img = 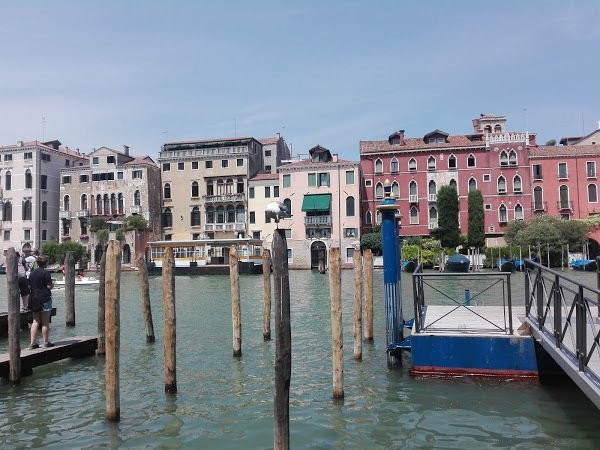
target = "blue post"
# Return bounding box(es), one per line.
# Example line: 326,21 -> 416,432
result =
377,180 -> 403,367
465,289 -> 471,306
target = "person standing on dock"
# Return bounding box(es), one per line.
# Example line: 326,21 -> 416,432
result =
28,255 -> 55,349
25,248 -> 39,278
16,252 -> 30,311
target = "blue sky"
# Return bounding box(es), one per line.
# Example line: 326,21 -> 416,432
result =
1,1 -> 599,161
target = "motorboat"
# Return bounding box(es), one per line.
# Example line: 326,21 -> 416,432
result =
445,254 -> 470,273
54,275 -> 100,287
570,259 -> 597,271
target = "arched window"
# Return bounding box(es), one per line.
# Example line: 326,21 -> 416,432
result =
376,210 -> 382,225
497,176 -> 506,193
429,206 -> 437,222
3,201 -> 12,222
365,210 -> 372,225
25,169 -> 32,189
390,158 -> 399,173
134,190 -> 141,206
533,186 -> 544,211
63,195 -> 70,211
103,194 -> 109,214
191,206 -> 201,226
499,204 -> 508,222
410,206 -> 419,224
237,178 -> 244,194
346,196 -> 355,216
206,207 -> 215,224
448,154 -> 457,170
515,204 -> 524,220
96,195 -> 102,215
500,151 -> 508,166
428,180 -> 437,198
375,159 -> 383,173
468,177 -> 477,191
559,185 -> 569,209
164,183 -> 171,199
216,179 -> 224,195
22,200 -> 32,220
118,193 -> 124,214
42,201 -> 48,221
467,154 -> 476,167
408,158 -> 417,172
81,194 -> 88,211
191,181 -> 199,198
216,206 -> 225,224
391,181 -> 399,198
427,156 -> 436,171
162,208 -> 173,228
484,125 -> 492,133
110,194 -> 117,214
226,205 -> 235,223
226,178 -> 234,194
513,175 -> 522,193
409,181 -> 418,200
588,184 -> 598,203
449,179 -> 457,190
5,171 -> 11,191
375,182 -> 384,199
283,198 -> 292,217
494,124 -> 502,133
236,205 -> 245,223
509,150 -> 517,166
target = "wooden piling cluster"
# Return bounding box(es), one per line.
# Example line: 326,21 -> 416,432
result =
353,249 -> 363,361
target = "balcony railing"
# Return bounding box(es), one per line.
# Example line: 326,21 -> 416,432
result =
428,194 -> 437,202
130,205 -> 142,214
532,201 -> 547,212
409,195 -> 418,203
59,210 -> 71,220
557,200 -> 574,211
428,221 -> 438,230
305,215 -> 332,226
204,222 -> 245,232
203,193 -> 245,203
76,209 -> 89,218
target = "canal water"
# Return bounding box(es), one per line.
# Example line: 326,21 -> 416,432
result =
1,268 -> 599,449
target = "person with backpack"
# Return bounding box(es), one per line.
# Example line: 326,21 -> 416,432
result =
16,251 -> 30,311
28,255 -> 55,349
25,248 -> 39,278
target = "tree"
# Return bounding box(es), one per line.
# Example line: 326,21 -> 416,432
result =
435,185 -> 460,248
360,225 -> 382,255
545,139 -> 557,146
97,229 -> 109,246
90,216 -> 109,232
467,189 -> 485,247
115,228 -> 125,242
41,242 -> 86,265
504,215 -> 590,250
125,214 -> 149,231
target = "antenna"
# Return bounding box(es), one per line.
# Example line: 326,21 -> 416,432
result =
41,117 -> 47,141
234,118 -> 237,137
582,112 -> 585,134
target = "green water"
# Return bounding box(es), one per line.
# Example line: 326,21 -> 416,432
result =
0,269 -> 599,449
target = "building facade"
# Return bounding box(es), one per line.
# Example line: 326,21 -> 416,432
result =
259,134 -> 291,174
0,140 -> 88,260
59,145 -> 161,265
247,173 -> 281,242
360,115 -> 537,246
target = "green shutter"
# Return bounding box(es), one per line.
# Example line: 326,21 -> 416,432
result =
301,194 -> 332,212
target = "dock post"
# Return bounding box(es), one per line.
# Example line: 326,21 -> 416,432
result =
377,180 -> 403,367
7,249 -> 21,385
272,230 -> 291,450
230,245 -> 242,357
64,251 -> 76,326
329,247 -> 344,399
136,254 -> 155,342
97,247 -> 107,356
363,249 -> 374,342
105,240 -> 122,421
465,289 -> 471,306
353,248 -> 362,360
262,249 -> 272,341
162,247 -> 177,393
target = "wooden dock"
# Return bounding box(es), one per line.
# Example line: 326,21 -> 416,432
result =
0,336 -> 97,378
0,308 -> 57,337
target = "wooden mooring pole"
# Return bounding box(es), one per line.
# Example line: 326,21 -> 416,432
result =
353,249 -> 362,360
162,247 -> 177,393
272,229 -> 291,450
64,251 -> 76,326
7,249 -> 21,385
230,245 -> 242,357
329,247 -> 344,399
363,249 -> 374,342
136,254 -> 155,342
97,247 -> 107,356
262,249 -> 272,341
105,240 -> 122,421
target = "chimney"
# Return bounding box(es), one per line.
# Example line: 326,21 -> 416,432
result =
472,118 -> 480,133
399,130 -> 405,146
597,120 -> 600,129
18,141 -> 23,147
123,145 -> 130,155
276,132 -> 281,139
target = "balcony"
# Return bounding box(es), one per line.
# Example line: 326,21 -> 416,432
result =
305,215 -> 332,226
204,193 -> 245,204
498,188 -> 507,195
130,205 -> 142,214
428,221 -> 438,230
59,210 -> 71,220
428,194 -> 437,202
204,222 -> 245,232
557,200 -> 574,212
409,195 -> 418,203
532,201 -> 547,212
76,209 -> 89,218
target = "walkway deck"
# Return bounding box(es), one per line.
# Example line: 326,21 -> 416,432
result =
0,336 -> 97,378
419,305 -> 523,335
0,308 -> 57,337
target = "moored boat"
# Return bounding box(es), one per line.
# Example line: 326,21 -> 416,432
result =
497,259 -> 514,272
445,254 -> 470,273
570,259 -> 597,271
54,276 -> 100,287
403,260 -> 416,273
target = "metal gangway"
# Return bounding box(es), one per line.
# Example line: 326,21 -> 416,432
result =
522,259 -> 600,409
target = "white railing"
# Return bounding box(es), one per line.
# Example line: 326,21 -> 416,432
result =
234,223 -> 246,231
203,193 -> 245,203
428,194 -> 437,202
305,215 -> 332,225
428,221 -> 438,230
59,210 -> 71,220
409,195 -> 418,203
130,205 -> 142,214
486,132 -> 529,147
76,210 -> 89,218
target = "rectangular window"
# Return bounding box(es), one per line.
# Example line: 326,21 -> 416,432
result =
192,161 -> 199,170
163,163 -> 171,171
485,203 -> 492,210
80,174 -> 89,183
205,160 -> 213,169
62,176 -> 71,184
107,156 -> 116,164
41,175 -> 48,189
532,164 -> 543,180
265,211 -> 272,223
178,162 -> 185,171
249,187 -> 255,199
222,159 -> 229,168
3,230 -> 10,240
24,152 -> 32,159
483,174 -> 491,182
117,172 -> 124,180
344,228 -> 357,238
283,174 -> 291,188
265,165 -> 272,172
42,230 -> 47,241
164,234 -> 172,241
308,173 -> 317,187
237,158 -> 243,167
252,231 -> 261,239
346,247 -> 355,262
132,170 -> 142,179
92,172 -> 115,181
4,154 -> 12,161
249,211 -> 255,224
345,170 -> 355,185
265,187 -> 271,198
287,248 -> 292,260
24,229 -> 31,241
265,150 -> 272,157
558,162 -> 568,179
318,173 -> 330,187
65,159 -> 70,167
587,162 -> 596,178
92,157 -> 99,165
365,179 -> 372,187
273,186 -> 279,197
284,229 -> 291,239
192,233 -> 200,240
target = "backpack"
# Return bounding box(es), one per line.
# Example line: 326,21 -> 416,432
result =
28,288 -> 43,312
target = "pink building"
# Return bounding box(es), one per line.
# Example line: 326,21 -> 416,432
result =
360,115 -> 537,245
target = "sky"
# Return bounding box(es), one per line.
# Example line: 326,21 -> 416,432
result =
1,1 -> 599,161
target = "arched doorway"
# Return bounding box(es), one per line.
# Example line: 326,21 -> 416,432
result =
588,238 -> 600,260
122,244 -> 131,264
94,244 -> 103,265
310,241 -> 327,270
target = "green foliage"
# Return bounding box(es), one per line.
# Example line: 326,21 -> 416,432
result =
545,139 -> 557,146
40,242 -> 59,264
97,229 -> 109,245
361,230 -> 382,255
402,244 -> 420,261
40,242 -> 86,265
403,236 -> 423,246
125,214 -> 149,231
504,215 -> 590,250
467,189 -> 485,247
90,216 -> 109,232
115,228 -> 125,242
421,238 -> 441,251
435,185 -> 460,248
402,238 -> 442,268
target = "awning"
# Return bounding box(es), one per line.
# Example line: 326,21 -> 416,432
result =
301,193 -> 331,212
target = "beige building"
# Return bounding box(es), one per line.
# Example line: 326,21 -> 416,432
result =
247,173 -> 281,242
59,145 -> 161,265
259,134 -> 291,174
0,140 -> 87,260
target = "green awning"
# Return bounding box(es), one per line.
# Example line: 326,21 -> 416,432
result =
301,193 -> 331,212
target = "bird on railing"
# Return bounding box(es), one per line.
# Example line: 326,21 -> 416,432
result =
266,201 -> 289,228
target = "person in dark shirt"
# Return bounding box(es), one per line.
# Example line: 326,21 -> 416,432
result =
28,255 -> 55,349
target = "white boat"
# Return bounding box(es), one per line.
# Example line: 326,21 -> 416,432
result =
54,276 -> 100,287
